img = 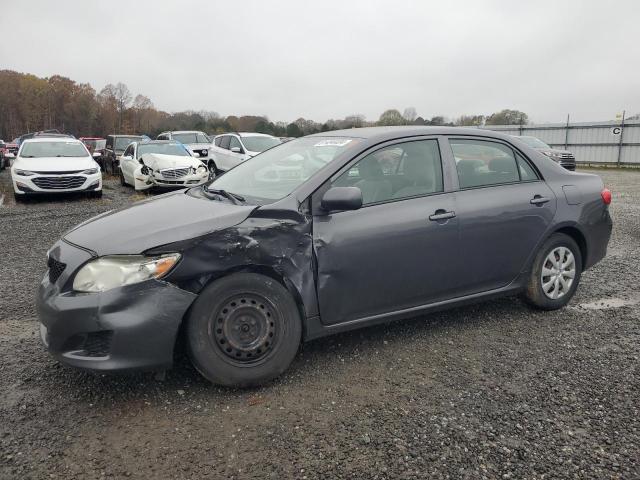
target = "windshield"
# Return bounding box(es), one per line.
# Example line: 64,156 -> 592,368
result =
115,137 -> 141,151
241,136 -> 281,153
138,143 -> 191,157
173,132 -> 210,144
83,139 -> 106,150
517,136 -> 550,149
20,141 -> 88,158
209,137 -> 358,203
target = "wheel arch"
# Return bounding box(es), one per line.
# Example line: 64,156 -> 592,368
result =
173,265 -> 309,355
552,225 -> 588,269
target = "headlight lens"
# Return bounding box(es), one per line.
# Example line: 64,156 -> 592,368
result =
82,168 -> 99,175
543,151 -> 561,158
72,254 -> 181,292
15,169 -> 35,176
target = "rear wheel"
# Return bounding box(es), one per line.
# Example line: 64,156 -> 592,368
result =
119,168 -> 126,186
523,233 -> 582,310
186,273 -> 302,387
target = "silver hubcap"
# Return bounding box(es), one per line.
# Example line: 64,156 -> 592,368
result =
541,246 -> 576,299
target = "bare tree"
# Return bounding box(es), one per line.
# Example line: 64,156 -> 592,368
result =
113,83 -> 132,131
402,107 -> 417,123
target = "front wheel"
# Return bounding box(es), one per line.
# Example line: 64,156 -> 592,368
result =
523,233 -> 582,310
186,273 -> 302,387
207,160 -> 218,180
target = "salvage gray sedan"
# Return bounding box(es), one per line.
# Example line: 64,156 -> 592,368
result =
37,127 -> 612,387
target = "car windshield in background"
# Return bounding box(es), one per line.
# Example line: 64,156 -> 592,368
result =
209,137 -> 358,203
115,137 -> 141,151
241,136 -> 282,152
173,133 -> 210,144
20,141 -> 88,158
138,143 -> 191,157
517,136 -> 550,149
84,139 -> 106,150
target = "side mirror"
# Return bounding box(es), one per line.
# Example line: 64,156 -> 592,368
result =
321,186 -> 363,213
230,146 -> 242,154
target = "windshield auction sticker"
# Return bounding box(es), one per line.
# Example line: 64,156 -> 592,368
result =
314,139 -> 352,147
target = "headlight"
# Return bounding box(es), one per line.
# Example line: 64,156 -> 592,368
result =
15,169 -> 35,176
82,168 -> 99,175
196,165 -> 207,174
543,151 -> 561,158
72,254 -> 181,292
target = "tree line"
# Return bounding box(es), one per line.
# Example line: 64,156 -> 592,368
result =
0,70 -> 530,141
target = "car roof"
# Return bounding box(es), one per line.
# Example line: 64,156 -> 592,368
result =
215,132 -> 275,138
135,140 -> 179,145
307,126 -> 518,143
22,137 -> 83,144
109,134 -> 144,138
161,130 -> 206,134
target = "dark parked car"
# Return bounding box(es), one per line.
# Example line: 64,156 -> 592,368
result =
513,136 -> 576,171
103,134 -> 145,175
37,127 -> 612,387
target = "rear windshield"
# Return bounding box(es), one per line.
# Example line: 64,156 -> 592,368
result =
173,132 -> 210,144
20,141 -> 88,158
115,137 -> 141,151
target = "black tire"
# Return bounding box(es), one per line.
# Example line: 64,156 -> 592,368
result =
186,273 -> 302,387
14,192 -> 26,203
523,233 -> 582,310
119,168 -> 126,186
89,190 -> 103,199
207,160 -> 218,179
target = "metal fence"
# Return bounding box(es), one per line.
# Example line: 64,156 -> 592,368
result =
475,119 -> 640,166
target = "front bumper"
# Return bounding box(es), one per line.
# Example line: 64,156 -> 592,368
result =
12,172 -> 102,194
135,170 -> 209,190
36,240 -> 197,372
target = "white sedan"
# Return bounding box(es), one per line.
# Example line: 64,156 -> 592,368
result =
11,137 -> 102,201
119,140 -> 209,191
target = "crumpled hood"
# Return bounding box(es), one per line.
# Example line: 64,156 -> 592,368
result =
141,153 -> 201,171
64,190 -> 256,255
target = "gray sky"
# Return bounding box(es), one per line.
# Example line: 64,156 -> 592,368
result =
2,0 -> 638,123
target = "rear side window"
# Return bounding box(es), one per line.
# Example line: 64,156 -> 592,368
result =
214,137 -> 222,147
333,139 -> 443,206
450,139 -> 536,189
220,136 -> 231,149
229,136 -> 242,151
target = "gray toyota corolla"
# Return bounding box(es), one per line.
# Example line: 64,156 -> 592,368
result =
37,127 -> 612,387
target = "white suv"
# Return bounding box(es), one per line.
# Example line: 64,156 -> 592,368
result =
209,133 -> 281,173
11,137 -> 102,201
156,131 -> 211,159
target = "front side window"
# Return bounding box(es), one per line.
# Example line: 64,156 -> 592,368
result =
332,139 -> 443,205
220,136 -> 231,149
123,145 -> 135,157
450,139 -> 534,189
20,141 -> 88,158
214,136 -> 222,147
210,136 -> 358,204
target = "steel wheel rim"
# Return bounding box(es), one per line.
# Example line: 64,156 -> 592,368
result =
541,246 -> 576,299
208,163 -> 216,179
211,294 -> 277,363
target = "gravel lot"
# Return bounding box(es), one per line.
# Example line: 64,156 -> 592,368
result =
0,169 -> 638,479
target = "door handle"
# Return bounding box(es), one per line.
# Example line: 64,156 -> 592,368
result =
530,195 -> 550,205
429,210 -> 456,221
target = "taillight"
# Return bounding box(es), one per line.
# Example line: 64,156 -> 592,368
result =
601,188 -> 612,205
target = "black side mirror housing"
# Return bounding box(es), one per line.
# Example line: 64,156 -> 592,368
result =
321,186 -> 363,213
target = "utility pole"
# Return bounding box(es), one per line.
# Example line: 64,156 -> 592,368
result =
617,110 -> 625,167
564,114 -> 570,150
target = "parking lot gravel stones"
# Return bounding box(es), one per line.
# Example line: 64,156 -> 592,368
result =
0,169 -> 638,479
